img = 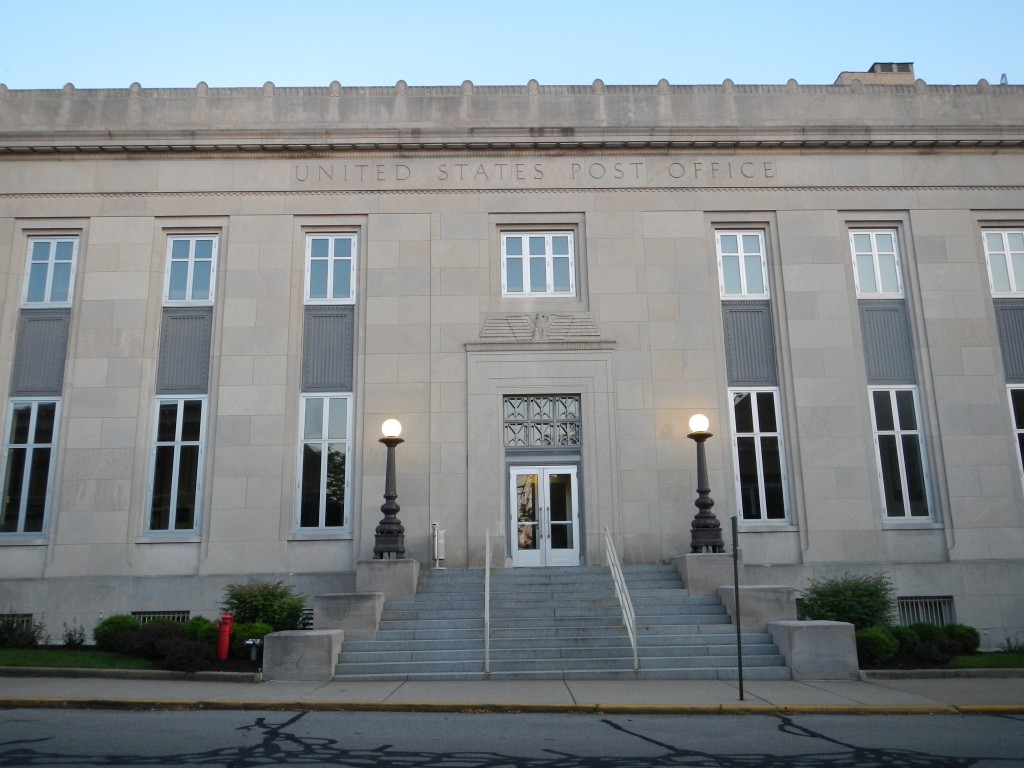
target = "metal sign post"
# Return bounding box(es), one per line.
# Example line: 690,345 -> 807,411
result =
731,515 -> 744,701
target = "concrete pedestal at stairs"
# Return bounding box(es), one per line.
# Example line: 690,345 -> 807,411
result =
718,585 -> 797,631
671,552 -> 734,597
313,592 -> 385,641
356,558 -> 420,602
263,630 -> 344,681
768,620 -> 859,680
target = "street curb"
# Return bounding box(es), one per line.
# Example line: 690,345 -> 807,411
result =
0,666 -> 260,683
861,669 -> 1024,680
2,698 -> 1023,715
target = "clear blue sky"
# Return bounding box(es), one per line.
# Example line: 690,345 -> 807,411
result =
2,0 -> 1022,90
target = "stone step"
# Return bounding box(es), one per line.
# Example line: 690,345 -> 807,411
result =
332,666 -> 793,682
332,565 -> 790,682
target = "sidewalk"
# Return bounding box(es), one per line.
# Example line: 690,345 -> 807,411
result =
3,669 -> 1024,714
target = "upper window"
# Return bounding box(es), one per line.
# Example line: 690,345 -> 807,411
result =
23,237 -> 78,307
851,230 -> 903,297
716,231 -> 768,298
869,387 -> 931,519
0,399 -> 60,535
147,397 -> 206,533
306,234 -> 357,304
729,388 -> 787,521
983,230 -> 1024,296
501,232 -> 576,297
164,235 -> 218,305
298,394 -> 351,530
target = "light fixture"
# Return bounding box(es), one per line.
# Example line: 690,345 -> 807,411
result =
688,413 -> 710,434
686,413 -> 724,553
374,418 -> 406,559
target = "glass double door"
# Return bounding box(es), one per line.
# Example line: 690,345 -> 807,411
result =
509,466 -> 580,567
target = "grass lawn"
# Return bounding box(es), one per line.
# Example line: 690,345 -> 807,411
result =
0,647 -> 154,670
948,651 -> 1024,669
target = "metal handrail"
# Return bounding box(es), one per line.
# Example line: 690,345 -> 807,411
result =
484,525 -> 492,674
604,526 -> 639,670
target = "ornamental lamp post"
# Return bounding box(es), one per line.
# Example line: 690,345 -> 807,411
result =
687,413 -> 725,553
373,418 -> 405,559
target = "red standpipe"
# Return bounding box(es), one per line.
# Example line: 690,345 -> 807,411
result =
217,613 -> 234,661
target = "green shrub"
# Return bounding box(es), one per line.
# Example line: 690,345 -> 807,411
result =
180,616 -> 218,647
230,621 -> 274,658
0,618 -> 48,648
856,626 -> 899,667
799,572 -> 896,630
92,614 -> 140,652
943,624 -> 981,655
62,619 -> 87,648
222,580 -> 306,632
889,626 -> 920,656
121,620 -> 185,661
907,622 -> 945,644
159,639 -> 215,673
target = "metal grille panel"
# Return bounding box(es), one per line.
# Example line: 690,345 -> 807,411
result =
898,596 -> 955,626
860,299 -> 916,384
504,395 -> 581,447
11,309 -> 70,396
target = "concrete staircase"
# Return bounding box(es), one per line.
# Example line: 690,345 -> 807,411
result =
332,564 -> 790,681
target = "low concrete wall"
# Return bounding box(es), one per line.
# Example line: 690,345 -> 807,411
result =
263,630 -> 343,682
718,585 -> 797,632
313,593 -> 384,641
768,620 -> 859,680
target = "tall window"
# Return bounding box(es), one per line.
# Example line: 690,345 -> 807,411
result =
851,230 -> 903,297
164,235 -> 218,305
305,234 -> 356,303
298,395 -> 350,529
1008,387 -> 1024,483
716,231 -> 768,298
983,230 -> 1024,295
728,389 -> 787,521
869,387 -> 930,518
0,400 -> 59,534
23,237 -> 78,307
501,232 -> 576,297
148,398 -> 205,532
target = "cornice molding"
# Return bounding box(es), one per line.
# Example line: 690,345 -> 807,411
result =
3,81 -> 1024,155
3,130 -> 1024,155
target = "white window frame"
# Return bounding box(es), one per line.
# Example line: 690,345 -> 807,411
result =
297,393 -> 352,530
716,230 -> 769,299
146,396 -> 207,533
305,233 -> 357,304
500,231 -> 577,298
850,229 -> 904,298
982,229 -> 1024,296
868,386 -> 932,519
728,387 -> 789,522
22,237 -> 78,308
0,398 -> 61,536
1008,386 -> 1024,487
163,235 -> 218,306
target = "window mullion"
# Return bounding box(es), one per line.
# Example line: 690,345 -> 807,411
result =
43,253 -> 55,303
16,445 -> 32,532
18,405 -> 39,532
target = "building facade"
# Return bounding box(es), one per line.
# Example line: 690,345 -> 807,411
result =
1,68 -> 1022,646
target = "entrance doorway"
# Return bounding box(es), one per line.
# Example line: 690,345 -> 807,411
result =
510,466 -> 580,567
